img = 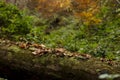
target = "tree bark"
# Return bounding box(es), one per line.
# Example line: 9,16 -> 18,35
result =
0,44 -> 120,80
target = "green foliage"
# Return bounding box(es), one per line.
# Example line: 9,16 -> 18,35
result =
1,0 -> 120,59
24,10 -> 120,59
0,1 -> 33,37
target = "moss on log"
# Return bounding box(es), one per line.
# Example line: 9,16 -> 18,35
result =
0,43 -> 120,80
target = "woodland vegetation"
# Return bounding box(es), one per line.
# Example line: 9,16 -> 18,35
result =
0,0 -> 120,80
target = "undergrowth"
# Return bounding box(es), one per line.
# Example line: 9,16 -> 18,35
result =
0,0 -> 120,60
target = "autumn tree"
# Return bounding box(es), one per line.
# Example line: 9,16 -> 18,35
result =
71,0 -> 101,25
27,0 -> 101,24
27,0 -> 71,17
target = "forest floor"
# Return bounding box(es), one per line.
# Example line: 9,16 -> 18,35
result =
0,38 -> 120,80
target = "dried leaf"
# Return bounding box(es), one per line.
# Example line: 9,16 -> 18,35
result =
55,48 -> 66,53
19,42 -> 27,49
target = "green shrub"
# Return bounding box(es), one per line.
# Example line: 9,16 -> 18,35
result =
0,1 -> 33,37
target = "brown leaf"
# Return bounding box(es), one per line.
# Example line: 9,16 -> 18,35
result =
39,44 -> 46,48
31,44 -> 46,49
19,42 -> 27,49
31,43 -> 40,48
19,42 -> 31,49
81,54 -> 92,59
55,48 -> 66,53
63,52 -> 73,57
32,49 -> 43,55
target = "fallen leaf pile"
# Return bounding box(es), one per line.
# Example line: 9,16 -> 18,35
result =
16,42 -> 120,65
0,38 -> 119,65
18,42 -> 92,60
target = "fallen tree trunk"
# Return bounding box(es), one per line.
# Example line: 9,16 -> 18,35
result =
0,43 -> 120,80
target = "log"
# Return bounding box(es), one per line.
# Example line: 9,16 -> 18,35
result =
0,43 -> 120,80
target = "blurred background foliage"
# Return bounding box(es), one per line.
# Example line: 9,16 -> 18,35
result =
0,0 -> 120,60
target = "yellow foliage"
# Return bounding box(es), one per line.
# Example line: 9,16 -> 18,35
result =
71,0 -> 101,25
74,11 -> 101,25
34,0 -> 71,17
30,0 -> 101,24
79,12 -> 93,18
84,18 -> 101,26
